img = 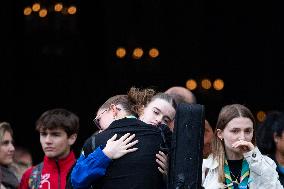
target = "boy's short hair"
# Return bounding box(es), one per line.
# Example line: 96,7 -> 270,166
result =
36,108 -> 79,137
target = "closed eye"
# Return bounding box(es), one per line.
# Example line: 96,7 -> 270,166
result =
153,109 -> 159,115
163,118 -> 171,125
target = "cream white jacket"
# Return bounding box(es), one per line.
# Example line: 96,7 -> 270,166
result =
202,147 -> 283,189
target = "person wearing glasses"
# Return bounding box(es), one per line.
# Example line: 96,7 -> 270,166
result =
0,122 -> 19,189
71,87 -> 176,189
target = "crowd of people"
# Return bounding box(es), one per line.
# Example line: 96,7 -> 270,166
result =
0,86 -> 283,189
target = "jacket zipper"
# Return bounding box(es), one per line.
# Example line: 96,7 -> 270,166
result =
56,160 -> 61,189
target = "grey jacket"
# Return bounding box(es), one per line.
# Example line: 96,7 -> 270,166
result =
202,147 -> 283,189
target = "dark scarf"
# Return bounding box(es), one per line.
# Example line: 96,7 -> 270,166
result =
0,165 -> 19,189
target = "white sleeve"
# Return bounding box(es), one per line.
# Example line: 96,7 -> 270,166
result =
244,147 -> 283,189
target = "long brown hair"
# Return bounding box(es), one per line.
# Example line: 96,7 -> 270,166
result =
212,104 -> 256,182
127,87 -> 177,116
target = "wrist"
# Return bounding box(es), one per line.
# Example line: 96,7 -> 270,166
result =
103,148 -> 114,159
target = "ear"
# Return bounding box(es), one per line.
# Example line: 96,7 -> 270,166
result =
216,129 -> 223,141
110,104 -> 119,115
68,134 -> 77,146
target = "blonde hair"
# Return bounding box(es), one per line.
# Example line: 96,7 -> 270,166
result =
0,122 -> 13,142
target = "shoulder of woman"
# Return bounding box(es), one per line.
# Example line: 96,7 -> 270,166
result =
203,154 -> 218,169
262,155 -> 277,167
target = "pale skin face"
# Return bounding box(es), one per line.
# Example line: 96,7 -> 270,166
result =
139,98 -> 176,126
140,98 -> 176,175
0,131 -> 15,165
217,117 -> 254,160
40,128 -> 77,159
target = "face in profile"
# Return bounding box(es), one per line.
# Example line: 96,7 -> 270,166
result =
0,131 -> 15,165
94,109 -> 113,131
40,128 -> 76,159
94,105 -> 129,131
140,98 -> 176,126
218,117 -> 253,154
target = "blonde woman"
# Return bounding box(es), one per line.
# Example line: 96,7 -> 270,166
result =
202,104 -> 283,189
0,122 -> 18,189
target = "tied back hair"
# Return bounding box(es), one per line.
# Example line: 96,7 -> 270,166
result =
127,87 -> 156,116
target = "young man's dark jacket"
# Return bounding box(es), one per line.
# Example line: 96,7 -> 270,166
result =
78,117 -> 171,189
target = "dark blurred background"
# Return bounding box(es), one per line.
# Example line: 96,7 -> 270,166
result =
1,0 -> 284,163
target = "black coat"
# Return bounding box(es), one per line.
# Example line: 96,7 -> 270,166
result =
83,118 -> 171,189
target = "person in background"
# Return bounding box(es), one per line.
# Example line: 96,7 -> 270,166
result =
164,86 -> 196,131
165,86 -> 214,158
165,86 -> 197,104
203,120 -> 214,158
256,111 -> 284,185
11,146 -> 33,181
202,104 -> 283,189
0,121 -> 19,189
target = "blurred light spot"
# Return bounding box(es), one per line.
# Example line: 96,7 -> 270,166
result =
32,3 -> 41,12
116,47 -> 126,58
39,8 -> 47,18
132,48 -> 143,59
67,6 -> 77,15
186,79 -> 197,90
54,3 -> 63,12
201,79 -> 211,90
213,79 -> 224,90
149,48 -> 159,58
24,7 -> 32,16
257,111 -> 266,122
